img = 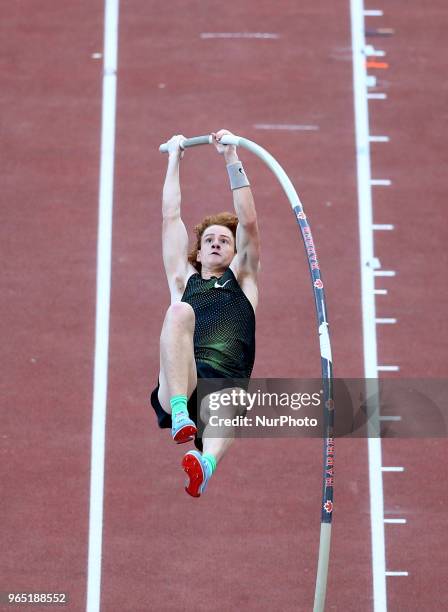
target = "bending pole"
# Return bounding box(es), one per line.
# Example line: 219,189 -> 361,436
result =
160,134 -> 335,611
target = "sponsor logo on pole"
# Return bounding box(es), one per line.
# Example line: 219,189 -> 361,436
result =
314,279 -> 323,289
326,437 -> 335,474
325,399 -> 335,411
303,226 -> 320,271
324,500 -> 333,513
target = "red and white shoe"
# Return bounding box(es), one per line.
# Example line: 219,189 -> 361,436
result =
182,451 -> 212,497
171,411 -> 197,444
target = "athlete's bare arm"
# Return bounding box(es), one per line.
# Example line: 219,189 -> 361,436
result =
161,135 -> 196,302
213,129 -> 261,309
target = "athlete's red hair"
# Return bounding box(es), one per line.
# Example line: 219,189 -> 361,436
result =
188,211 -> 238,272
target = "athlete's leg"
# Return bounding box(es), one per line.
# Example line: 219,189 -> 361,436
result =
182,392 -> 241,497
157,302 -> 197,413
202,426 -> 235,463
201,388 -> 244,461
202,437 -> 235,462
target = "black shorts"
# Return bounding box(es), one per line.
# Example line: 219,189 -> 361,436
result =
150,362 -> 232,452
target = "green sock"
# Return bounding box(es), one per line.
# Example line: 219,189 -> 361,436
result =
170,395 -> 188,419
202,453 -> 217,474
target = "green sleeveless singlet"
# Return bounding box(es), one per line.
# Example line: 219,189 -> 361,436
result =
181,267 -> 255,378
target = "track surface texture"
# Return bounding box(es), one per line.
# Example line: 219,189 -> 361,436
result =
1,1 -> 446,611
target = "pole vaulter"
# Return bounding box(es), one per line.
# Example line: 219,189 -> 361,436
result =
160,133 -> 335,612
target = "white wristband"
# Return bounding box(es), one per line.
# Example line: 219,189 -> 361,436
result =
227,161 -> 250,190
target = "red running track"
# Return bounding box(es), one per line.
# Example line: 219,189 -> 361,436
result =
1,1 -> 446,611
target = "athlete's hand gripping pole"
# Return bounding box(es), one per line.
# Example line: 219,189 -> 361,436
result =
160,134 -> 301,210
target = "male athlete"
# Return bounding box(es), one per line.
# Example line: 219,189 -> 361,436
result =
150,129 -> 260,497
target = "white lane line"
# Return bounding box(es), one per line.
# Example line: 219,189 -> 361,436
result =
371,179 -> 392,186
350,1 -> 387,610
200,32 -> 280,39
254,123 -> 319,131
368,93 -> 387,99
364,10 -> 384,17
375,318 -> 397,324
374,289 -> 388,295
374,270 -> 396,277
86,2 -> 120,612
384,518 -> 407,524
377,365 -> 400,371
386,572 -> 409,577
366,75 -> 377,87
370,136 -> 390,142
381,467 -> 405,472
379,416 -> 402,422
373,224 -> 394,230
